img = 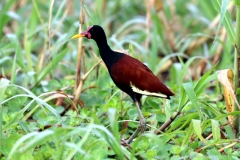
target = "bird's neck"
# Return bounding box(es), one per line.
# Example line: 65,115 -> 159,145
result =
94,38 -> 123,69
95,39 -> 112,59
97,42 -> 111,55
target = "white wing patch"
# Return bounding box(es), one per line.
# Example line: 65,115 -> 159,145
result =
130,83 -> 168,98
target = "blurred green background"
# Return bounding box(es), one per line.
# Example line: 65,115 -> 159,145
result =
0,0 -> 239,159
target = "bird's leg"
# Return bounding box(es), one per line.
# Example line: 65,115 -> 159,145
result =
127,100 -> 146,144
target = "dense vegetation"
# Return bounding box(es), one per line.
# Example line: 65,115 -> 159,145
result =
0,0 -> 240,159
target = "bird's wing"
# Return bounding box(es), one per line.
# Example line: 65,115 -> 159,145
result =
110,55 -> 174,98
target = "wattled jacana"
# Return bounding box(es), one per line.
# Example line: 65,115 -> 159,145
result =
72,25 -> 174,143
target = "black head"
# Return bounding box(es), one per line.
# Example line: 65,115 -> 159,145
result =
72,25 -> 106,42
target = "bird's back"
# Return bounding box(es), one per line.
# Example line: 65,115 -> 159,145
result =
110,53 -> 174,99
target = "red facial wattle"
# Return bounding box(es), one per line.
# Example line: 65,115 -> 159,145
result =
85,26 -> 93,39
86,32 -> 91,39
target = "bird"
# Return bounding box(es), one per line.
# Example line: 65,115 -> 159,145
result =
72,25 -> 174,144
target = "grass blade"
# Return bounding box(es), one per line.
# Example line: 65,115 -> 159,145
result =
10,52 -> 17,84
211,119 -> 220,142
183,82 -> 204,119
0,78 -> 10,152
211,0 -> 235,44
192,119 -> 208,144
215,0 -> 230,41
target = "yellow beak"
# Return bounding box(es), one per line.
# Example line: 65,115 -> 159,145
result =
71,34 -> 85,39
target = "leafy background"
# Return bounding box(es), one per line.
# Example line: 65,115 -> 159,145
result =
0,0 -> 240,159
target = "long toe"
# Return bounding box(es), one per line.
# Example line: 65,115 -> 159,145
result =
127,127 -> 141,144
127,119 -> 146,144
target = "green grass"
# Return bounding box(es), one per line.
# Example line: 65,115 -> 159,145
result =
0,0 -> 240,159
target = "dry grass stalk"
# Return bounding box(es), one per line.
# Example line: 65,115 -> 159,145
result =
145,0 -> 154,49
213,28 -> 228,64
51,3 -> 70,37
155,0 -> 176,52
67,0 -> 74,15
72,0 -> 85,110
72,60 -> 102,109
